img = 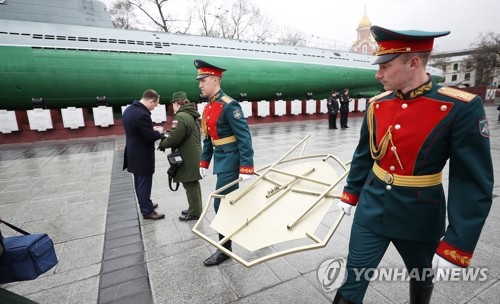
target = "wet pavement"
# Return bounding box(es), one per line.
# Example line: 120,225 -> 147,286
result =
0,106 -> 499,304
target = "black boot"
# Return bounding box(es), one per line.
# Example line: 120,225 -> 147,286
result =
203,234 -> 232,267
332,292 -> 355,304
409,280 -> 434,304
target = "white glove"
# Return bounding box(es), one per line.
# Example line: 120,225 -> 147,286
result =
239,173 -> 253,182
431,253 -> 460,283
199,167 -> 206,178
337,201 -> 353,216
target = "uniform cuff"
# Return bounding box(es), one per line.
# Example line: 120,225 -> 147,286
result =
436,241 -> 472,267
200,161 -> 210,169
341,190 -> 359,206
239,166 -> 254,174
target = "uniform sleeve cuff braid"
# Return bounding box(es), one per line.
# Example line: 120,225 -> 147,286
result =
341,191 -> 359,205
436,241 -> 472,267
239,166 -> 254,174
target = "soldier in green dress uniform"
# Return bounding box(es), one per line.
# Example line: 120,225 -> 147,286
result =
194,59 -> 255,267
333,26 -> 493,304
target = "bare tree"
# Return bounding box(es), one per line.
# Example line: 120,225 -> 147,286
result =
193,0 -> 217,36
125,0 -> 191,33
250,13 -> 274,42
108,0 -> 138,29
468,32 -> 500,86
277,28 -> 307,46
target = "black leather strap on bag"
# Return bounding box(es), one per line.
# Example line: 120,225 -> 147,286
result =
0,220 -> 30,235
168,175 -> 180,191
0,220 -> 31,256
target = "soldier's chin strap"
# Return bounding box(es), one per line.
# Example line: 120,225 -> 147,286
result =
367,102 -> 404,170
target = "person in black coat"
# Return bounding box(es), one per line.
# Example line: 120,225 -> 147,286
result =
339,88 -> 351,128
326,91 -> 340,129
123,89 -> 166,220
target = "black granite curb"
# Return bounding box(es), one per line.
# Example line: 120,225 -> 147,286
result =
97,150 -> 153,304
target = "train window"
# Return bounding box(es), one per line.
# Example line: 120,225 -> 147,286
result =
90,38 -> 97,42
109,39 -> 117,43
33,34 -> 43,39
78,37 -> 89,41
146,42 -> 153,45
118,40 -> 126,44
99,38 -> 107,42
127,40 -> 135,44
57,36 -> 66,40
68,36 -> 76,41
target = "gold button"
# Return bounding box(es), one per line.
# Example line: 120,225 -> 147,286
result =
386,185 -> 392,191
384,173 -> 394,184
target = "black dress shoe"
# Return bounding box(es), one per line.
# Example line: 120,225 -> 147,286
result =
181,209 -> 188,215
143,211 -> 165,220
179,214 -> 200,221
204,249 -> 231,267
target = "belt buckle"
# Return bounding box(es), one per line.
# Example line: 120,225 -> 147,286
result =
384,173 -> 394,185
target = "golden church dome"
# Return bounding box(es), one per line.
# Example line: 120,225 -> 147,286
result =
358,14 -> 371,29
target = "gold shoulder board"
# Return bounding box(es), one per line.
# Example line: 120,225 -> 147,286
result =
221,95 -> 233,104
369,91 -> 392,103
437,87 -> 476,103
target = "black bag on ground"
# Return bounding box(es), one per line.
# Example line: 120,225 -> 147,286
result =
0,220 -> 58,284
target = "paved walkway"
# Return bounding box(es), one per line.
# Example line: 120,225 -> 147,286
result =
0,106 -> 499,304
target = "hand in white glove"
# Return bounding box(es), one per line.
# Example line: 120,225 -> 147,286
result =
337,201 -> 353,215
199,167 -> 206,178
431,254 -> 459,283
239,173 -> 253,182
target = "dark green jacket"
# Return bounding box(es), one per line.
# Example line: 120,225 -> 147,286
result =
159,103 -> 202,183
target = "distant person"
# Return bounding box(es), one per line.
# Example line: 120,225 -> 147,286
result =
339,88 -> 350,128
333,26 -> 493,304
123,89 -> 165,220
327,91 -> 340,129
194,59 -> 254,267
497,104 -> 500,121
158,91 -> 203,221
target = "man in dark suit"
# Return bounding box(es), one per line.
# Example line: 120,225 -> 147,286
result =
195,59 -> 255,267
123,89 -> 165,220
327,91 -> 340,129
339,88 -> 350,128
334,26 -> 493,304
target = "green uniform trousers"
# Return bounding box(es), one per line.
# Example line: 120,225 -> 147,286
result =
182,180 -> 202,216
338,223 -> 439,303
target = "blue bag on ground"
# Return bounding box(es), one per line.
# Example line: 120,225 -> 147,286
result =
0,220 -> 58,284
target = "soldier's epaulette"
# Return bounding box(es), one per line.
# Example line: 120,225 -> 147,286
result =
369,91 -> 393,103
221,95 -> 233,104
437,87 -> 476,103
